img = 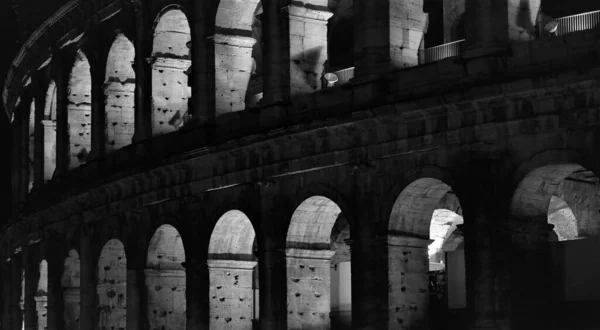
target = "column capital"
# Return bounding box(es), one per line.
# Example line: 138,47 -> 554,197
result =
210,34 -> 257,48
206,259 -> 257,270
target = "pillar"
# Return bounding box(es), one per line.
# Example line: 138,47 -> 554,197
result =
257,247 -> 287,330
463,0 -> 541,57
207,260 -> 257,329
213,34 -> 257,116
63,288 -> 80,330
185,259 -> 209,330
19,96 -> 31,202
126,267 -> 145,330
2,261 -> 12,330
46,241 -> 65,330
54,60 -> 70,177
11,253 -> 24,330
11,108 -> 22,212
191,0 -> 215,126
42,120 -> 56,182
131,0 -> 152,142
79,234 -> 97,330
387,234 -> 433,330
33,89 -> 45,189
285,248 -> 335,329
90,61 -> 106,160
262,0 -> 290,104
353,0 -> 428,77
23,248 -> 37,330
507,221 -> 554,330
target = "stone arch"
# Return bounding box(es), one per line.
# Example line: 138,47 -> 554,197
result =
104,33 -> 136,153
43,81 -> 57,182
151,7 -> 191,135
207,210 -> 258,329
214,0 -> 260,115
61,249 -> 80,330
145,224 -> 186,330
286,196 -> 351,329
388,177 -> 461,329
28,100 -> 35,192
67,50 -> 92,169
35,260 -> 48,330
97,239 -> 127,330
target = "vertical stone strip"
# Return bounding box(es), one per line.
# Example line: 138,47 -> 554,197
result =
463,0 -> 509,56
90,61 -> 105,160
208,260 -> 257,329
11,253 -> 23,330
46,240 -> 65,330
79,234 -> 97,330
131,1 -> 151,142
126,267 -> 144,330
353,0 -> 428,77
20,97 -> 31,202
258,248 -> 287,330
262,0 -> 290,104
191,0 -> 215,126
286,248 -> 335,330
54,59 -> 70,177
387,235 -> 432,330
23,248 -> 37,330
11,108 -> 22,211
185,259 -> 209,330
145,269 -> 186,329
2,260 -> 12,330
33,91 -> 45,190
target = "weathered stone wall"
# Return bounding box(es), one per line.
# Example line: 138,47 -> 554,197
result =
145,269 -> 186,330
62,249 -> 80,330
442,0 -> 465,43
208,260 -> 256,329
35,260 -> 48,330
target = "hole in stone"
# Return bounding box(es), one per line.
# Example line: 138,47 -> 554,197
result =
401,287 -> 406,292
295,293 -> 301,297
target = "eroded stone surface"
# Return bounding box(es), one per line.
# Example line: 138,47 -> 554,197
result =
67,51 -> 92,169
97,239 -> 127,330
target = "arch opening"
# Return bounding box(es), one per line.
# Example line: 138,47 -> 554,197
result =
389,178 -> 465,329
327,0 -> 354,72
105,33 -> 136,153
509,164 -> 600,328
43,82 -> 57,181
151,9 -> 191,135
146,224 -> 186,329
62,249 -> 80,330
208,210 -> 258,329
214,0 -> 260,114
97,239 -> 127,330
35,260 -> 48,330
286,196 -> 352,329
67,51 -> 92,169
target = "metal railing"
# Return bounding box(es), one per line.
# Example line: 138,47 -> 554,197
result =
333,67 -> 355,85
419,39 -> 465,64
554,10 -> 600,36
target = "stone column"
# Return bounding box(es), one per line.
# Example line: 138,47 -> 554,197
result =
2,261 -> 12,330
191,0 -> 215,126
33,92 -> 45,189
262,0 -> 290,104
207,260 -> 257,329
285,248 -> 335,329
46,241 -> 65,330
213,34 -> 257,116
507,221 -> 554,330
90,62 -> 106,160
463,0 -> 541,57
54,62 -> 70,177
19,97 -> 31,202
131,0 -> 151,142
126,267 -> 145,330
184,259 -> 209,330
23,248 -> 39,330
11,109 -> 22,211
258,248 -> 287,330
353,0 -> 428,77
387,234 -> 433,330
63,288 -> 80,330
79,234 -> 97,330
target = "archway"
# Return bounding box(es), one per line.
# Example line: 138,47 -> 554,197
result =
97,239 -> 127,329
208,210 -> 258,329
146,224 -> 186,329
105,33 -> 136,153
214,0 -> 260,114
35,260 -> 48,330
389,178 -> 463,329
509,164 -> 600,328
28,100 -> 35,191
286,196 -> 351,329
62,249 -> 80,330
67,51 -> 92,169
151,8 -> 191,135
43,81 -> 57,181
